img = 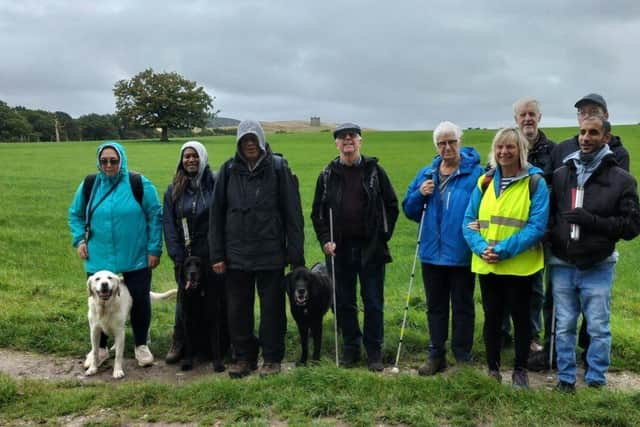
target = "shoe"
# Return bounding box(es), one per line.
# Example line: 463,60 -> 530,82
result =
554,381 -> 576,394
83,347 -> 109,369
340,349 -> 361,368
529,338 -> 543,353
228,361 -> 254,379
165,340 -> 183,364
587,382 -> 605,389
418,357 -> 447,376
488,369 -> 502,383
528,349 -> 551,372
259,362 -> 281,377
511,368 -> 529,389
367,349 -> 384,372
134,345 -> 154,367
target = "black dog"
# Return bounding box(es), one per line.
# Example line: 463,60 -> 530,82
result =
179,255 -> 228,372
285,263 -> 332,365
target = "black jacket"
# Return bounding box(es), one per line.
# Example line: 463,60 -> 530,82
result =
551,134 -> 630,172
209,146 -> 305,271
311,155 -> 399,265
528,130 -> 556,184
163,166 -> 216,264
549,154 -> 640,268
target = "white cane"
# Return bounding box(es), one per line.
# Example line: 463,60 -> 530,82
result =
329,208 -> 339,367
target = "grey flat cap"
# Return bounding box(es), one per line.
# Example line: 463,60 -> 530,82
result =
333,122 -> 362,139
574,93 -> 607,112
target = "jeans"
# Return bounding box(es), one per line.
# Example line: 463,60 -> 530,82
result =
90,268 -> 152,348
421,263 -> 475,361
551,262 -> 614,385
479,273 -> 532,371
333,240 -> 385,356
225,269 -> 286,363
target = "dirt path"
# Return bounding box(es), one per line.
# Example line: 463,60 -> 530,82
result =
2,348 -> 640,391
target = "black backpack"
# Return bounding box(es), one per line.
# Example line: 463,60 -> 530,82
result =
82,172 -> 144,213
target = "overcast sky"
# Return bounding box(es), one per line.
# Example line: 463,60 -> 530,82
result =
1,0 -> 639,130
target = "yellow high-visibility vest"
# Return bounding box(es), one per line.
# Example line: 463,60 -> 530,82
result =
471,175 -> 543,276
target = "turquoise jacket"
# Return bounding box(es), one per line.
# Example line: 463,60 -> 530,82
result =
68,141 -> 162,273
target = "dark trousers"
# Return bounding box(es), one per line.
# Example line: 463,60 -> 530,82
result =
92,267 -> 151,347
225,269 -> 285,363
479,273 -> 532,371
333,241 -> 385,355
421,263 -> 475,361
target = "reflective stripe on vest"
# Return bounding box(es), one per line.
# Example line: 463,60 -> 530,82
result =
471,174 -> 543,276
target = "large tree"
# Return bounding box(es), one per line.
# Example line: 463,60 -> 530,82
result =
113,68 -> 214,141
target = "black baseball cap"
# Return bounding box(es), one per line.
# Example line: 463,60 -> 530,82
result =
574,93 -> 607,112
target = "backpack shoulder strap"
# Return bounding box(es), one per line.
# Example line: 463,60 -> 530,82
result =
480,168 -> 496,193
82,174 -> 98,216
128,171 -> 144,207
529,173 -> 541,197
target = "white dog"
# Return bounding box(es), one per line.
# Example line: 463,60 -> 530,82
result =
84,270 -> 176,379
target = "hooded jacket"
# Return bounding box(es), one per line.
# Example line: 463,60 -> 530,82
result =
163,141 -> 216,264
549,152 -> 640,268
551,134 -> 629,172
311,155 -> 399,266
462,164 -> 549,264
68,141 -> 162,274
209,121 -> 305,270
403,146 -> 484,266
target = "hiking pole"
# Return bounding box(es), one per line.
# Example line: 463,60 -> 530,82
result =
329,207 -> 340,367
549,300 -> 556,370
391,200 -> 428,374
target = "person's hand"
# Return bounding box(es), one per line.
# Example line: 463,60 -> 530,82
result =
467,220 -> 480,231
148,255 -> 160,269
481,246 -> 499,264
323,241 -> 336,257
419,179 -> 435,196
562,208 -> 594,226
212,261 -> 226,274
77,242 -> 88,259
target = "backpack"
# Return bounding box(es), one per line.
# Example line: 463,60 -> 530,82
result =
82,171 -> 144,212
480,168 -> 541,198
320,160 -> 380,203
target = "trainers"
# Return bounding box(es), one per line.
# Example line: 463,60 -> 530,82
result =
511,368 -> 529,389
554,381 -> 576,394
165,340 -> 183,364
259,362 -> 281,377
134,345 -> 154,367
529,338 -> 543,353
83,347 -> 109,369
488,369 -> 502,383
228,361 -> 255,379
418,357 -> 447,376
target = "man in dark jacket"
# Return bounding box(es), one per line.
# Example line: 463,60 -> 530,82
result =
548,115 -> 640,392
209,120 -> 305,378
311,122 -> 399,371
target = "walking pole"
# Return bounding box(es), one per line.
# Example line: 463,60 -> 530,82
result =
549,300 -> 556,370
329,208 -> 339,367
391,201 -> 427,374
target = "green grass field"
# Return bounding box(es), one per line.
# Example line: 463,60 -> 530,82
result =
1,125 -> 640,425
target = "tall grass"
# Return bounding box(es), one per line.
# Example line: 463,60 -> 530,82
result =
1,125 -> 640,424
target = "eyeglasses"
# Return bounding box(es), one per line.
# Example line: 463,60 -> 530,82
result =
100,158 -> 120,166
436,140 -> 458,148
336,131 -> 359,140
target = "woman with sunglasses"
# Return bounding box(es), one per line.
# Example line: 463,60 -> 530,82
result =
69,141 -> 163,369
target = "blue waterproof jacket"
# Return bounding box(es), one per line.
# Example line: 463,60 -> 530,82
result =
403,147 -> 483,266
462,164 -> 549,261
68,142 -> 163,274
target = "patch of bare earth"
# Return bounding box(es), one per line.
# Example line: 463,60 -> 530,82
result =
1,348 -> 640,392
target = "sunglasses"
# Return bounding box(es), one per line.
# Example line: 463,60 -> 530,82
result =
336,131 -> 359,140
100,158 -> 120,166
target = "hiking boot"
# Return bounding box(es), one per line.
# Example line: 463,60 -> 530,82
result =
587,381 -> 605,389
488,369 -> 502,383
529,338 -> 543,353
367,350 -> 384,372
340,349 -> 361,368
259,362 -> 281,377
554,381 -> 576,394
165,340 -> 183,364
228,361 -> 255,379
511,368 -> 529,389
134,345 -> 154,367
418,357 -> 447,376
83,347 -> 109,369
